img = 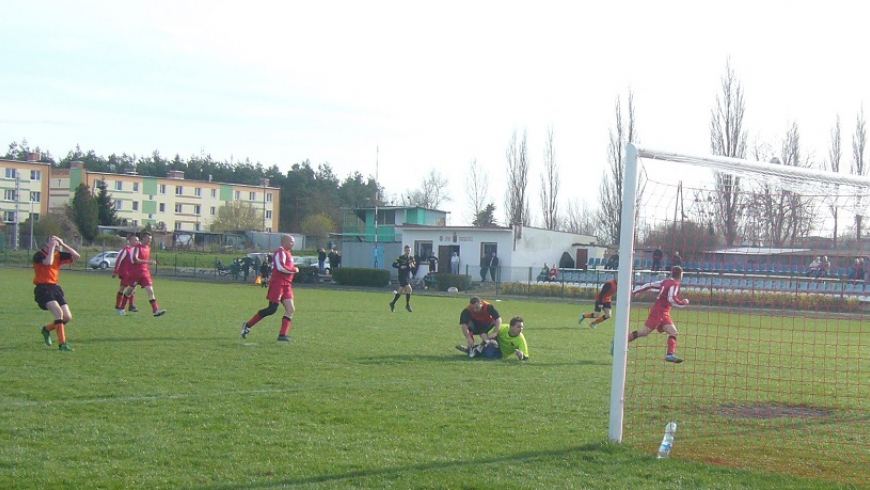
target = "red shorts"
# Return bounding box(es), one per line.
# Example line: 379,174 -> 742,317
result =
118,273 -> 135,288
129,271 -> 153,288
644,310 -> 673,330
266,282 -> 294,303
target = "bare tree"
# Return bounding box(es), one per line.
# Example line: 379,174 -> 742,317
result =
405,169 -> 450,209
750,124 -> 816,247
464,159 -> 490,224
597,90 -> 638,245
539,127 -> 560,230
505,130 -> 531,226
710,59 -> 748,247
826,115 -> 842,248
852,107 -> 867,241
565,198 -> 598,237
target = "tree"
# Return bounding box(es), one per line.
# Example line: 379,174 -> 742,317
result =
406,169 -> 450,209
473,203 -> 498,227
505,130 -> 531,226
464,159 -> 490,224
597,90 -> 639,245
71,183 -> 98,242
565,198 -> 598,237
94,179 -> 119,226
710,60 -> 748,247
539,127 -> 560,230
301,213 -> 336,248
210,201 -> 264,232
826,115 -> 843,249
852,107 -> 867,241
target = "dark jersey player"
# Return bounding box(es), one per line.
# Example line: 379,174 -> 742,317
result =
579,277 -> 617,329
390,245 -> 416,313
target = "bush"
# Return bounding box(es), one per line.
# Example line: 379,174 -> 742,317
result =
433,273 -> 472,292
332,267 -> 390,287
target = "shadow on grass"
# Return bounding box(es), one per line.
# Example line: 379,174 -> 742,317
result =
74,336 -> 229,344
355,354 -> 611,367
199,442 -> 612,490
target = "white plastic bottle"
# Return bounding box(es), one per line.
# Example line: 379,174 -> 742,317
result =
657,421 -> 677,459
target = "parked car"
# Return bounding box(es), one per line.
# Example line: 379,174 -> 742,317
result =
89,251 -> 120,270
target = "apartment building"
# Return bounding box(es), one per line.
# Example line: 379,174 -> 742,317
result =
0,156 -> 281,234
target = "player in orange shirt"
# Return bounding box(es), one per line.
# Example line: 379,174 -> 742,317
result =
579,277 -> 617,329
34,236 -> 81,352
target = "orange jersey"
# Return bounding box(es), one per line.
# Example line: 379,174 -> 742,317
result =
463,300 -> 500,324
596,280 -> 617,304
32,249 -> 73,285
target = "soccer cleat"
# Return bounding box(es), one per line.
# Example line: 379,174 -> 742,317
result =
474,344 -> 485,354
578,316 -> 585,325
58,344 -> 73,352
117,308 -> 126,316
468,345 -> 477,358
665,354 -> 684,364
241,323 -> 250,339
277,335 -> 294,343
154,310 -> 166,317
405,304 -> 413,313
589,320 -> 598,330
389,302 -> 395,312
128,306 -> 139,313
455,344 -> 470,354
40,326 -> 52,346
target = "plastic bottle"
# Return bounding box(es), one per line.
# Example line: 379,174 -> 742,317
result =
657,421 -> 677,459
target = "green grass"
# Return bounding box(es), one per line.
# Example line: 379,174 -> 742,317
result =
0,269 -> 861,489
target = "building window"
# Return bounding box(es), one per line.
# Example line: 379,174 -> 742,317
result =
211,189 -> 217,198
195,223 -> 201,231
131,220 -> 138,227
31,213 -> 40,221
159,184 -> 166,194
266,193 -> 273,202
266,227 -> 272,232
115,201 -> 123,210
115,181 -> 123,191
175,222 -> 182,230
175,186 -> 183,195
133,182 -> 139,192
265,210 -> 272,219
175,204 -> 183,213
195,187 -> 201,197
234,190 -> 240,200
30,170 -> 41,180
194,205 -> 201,215
132,201 -> 139,211
249,191 -> 256,201
159,203 -> 166,212
210,206 -> 216,215
376,210 -> 396,225
30,191 -> 40,202
4,168 -> 15,179
3,211 -> 14,222
3,189 -> 14,201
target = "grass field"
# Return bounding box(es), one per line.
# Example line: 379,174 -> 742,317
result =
0,268 -> 860,489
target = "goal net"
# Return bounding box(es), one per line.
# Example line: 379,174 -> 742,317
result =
610,144 -> 870,485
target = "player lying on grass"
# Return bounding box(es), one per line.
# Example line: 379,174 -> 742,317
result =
456,316 -> 529,360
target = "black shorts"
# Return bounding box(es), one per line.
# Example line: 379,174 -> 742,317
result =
34,284 -> 66,310
398,273 -> 412,287
594,302 -> 612,312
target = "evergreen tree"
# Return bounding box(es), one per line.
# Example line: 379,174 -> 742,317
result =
95,179 -> 119,226
71,183 -> 98,242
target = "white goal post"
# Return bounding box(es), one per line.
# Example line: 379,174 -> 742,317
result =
608,142 -> 870,443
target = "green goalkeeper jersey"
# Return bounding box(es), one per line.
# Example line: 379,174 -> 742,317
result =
496,324 -> 529,359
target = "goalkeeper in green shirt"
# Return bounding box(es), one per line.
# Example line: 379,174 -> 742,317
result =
458,316 -> 529,360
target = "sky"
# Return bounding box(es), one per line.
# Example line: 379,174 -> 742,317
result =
3,1 -> 870,226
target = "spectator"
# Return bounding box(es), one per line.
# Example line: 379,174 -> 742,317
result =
807,256 -> 821,278
819,256 -> 829,277
670,251 -> 682,268
605,252 -> 619,270
328,248 -> 340,272
450,252 -> 460,274
487,252 -> 499,282
479,253 -> 489,282
547,265 -> 558,282
428,253 -> 438,273
317,247 -> 327,274
540,263 -> 550,281
652,247 -> 663,271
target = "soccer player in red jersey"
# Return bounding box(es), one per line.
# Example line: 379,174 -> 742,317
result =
119,232 -> 166,316
579,276 -> 617,329
113,234 -> 139,313
455,296 -> 502,358
241,235 -> 299,342
34,235 -> 81,352
629,266 -> 689,363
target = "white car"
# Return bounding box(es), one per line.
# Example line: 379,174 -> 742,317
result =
89,251 -> 120,269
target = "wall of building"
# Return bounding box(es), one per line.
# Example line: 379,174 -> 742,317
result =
0,159 -> 51,225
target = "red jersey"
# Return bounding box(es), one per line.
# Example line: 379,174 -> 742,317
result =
596,280 -> 617,304
114,245 -> 134,276
633,278 -> 687,313
131,244 -> 152,274
269,247 -> 296,286
33,249 -> 73,285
